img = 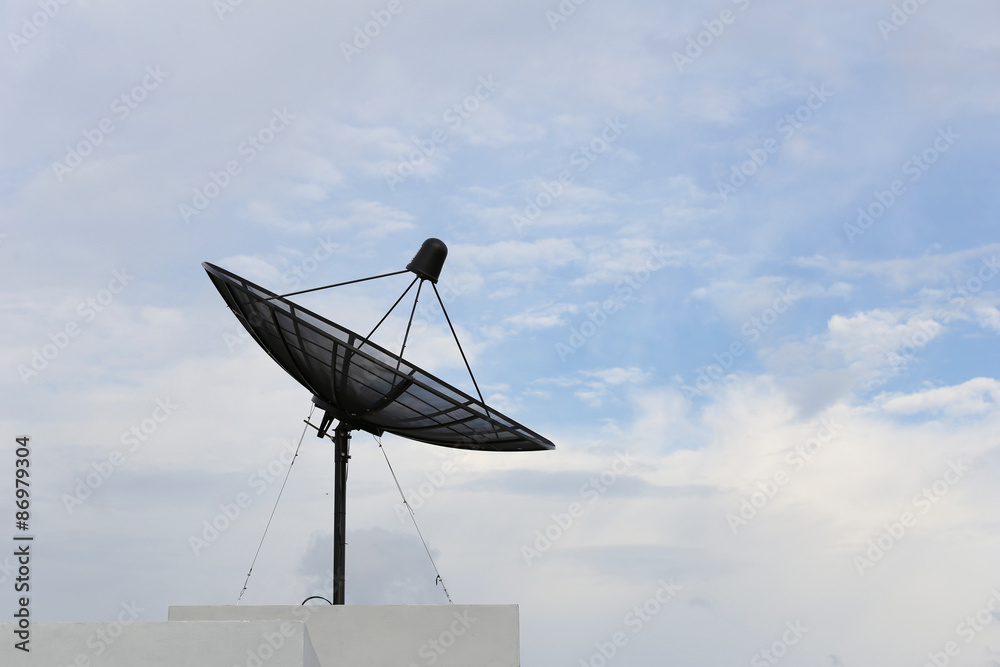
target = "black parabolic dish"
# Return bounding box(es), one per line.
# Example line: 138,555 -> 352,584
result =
204,262 -> 555,452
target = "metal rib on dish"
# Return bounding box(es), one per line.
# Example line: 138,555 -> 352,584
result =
204,262 -> 555,452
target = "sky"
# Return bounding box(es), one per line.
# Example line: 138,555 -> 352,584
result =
2,0 -> 1000,665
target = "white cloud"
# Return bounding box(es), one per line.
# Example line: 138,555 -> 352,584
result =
793,244 -> 1000,292
502,302 -> 578,331
880,378 -> 1000,417
689,276 -> 798,325
761,308 -> 947,391
583,367 -> 650,386
825,309 -> 944,380
452,239 -> 583,269
216,255 -> 283,286
974,306 -> 1000,334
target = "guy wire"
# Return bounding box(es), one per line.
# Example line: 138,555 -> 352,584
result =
236,403 -> 314,604
374,434 -> 453,604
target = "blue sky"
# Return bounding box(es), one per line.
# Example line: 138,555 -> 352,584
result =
2,0 -> 1000,665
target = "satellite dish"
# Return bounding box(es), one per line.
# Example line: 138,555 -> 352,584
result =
203,239 -> 554,604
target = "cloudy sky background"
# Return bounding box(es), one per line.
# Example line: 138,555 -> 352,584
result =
2,0 -> 1000,664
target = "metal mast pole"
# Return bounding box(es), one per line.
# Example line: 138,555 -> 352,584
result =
333,423 -> 352,604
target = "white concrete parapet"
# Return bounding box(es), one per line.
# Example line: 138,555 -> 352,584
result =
168,604 -> 520,667
0,604 -> 518,666
0,618 -> 320,667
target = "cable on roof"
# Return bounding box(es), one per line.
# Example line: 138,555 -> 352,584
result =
300,595 -> 332,605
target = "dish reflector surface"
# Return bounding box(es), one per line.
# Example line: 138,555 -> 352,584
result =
204,262 -> 554,452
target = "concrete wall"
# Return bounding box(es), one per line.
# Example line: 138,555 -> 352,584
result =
0,619 -> 319,667
169,604 -> 520,667
0,605 -> 518,667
